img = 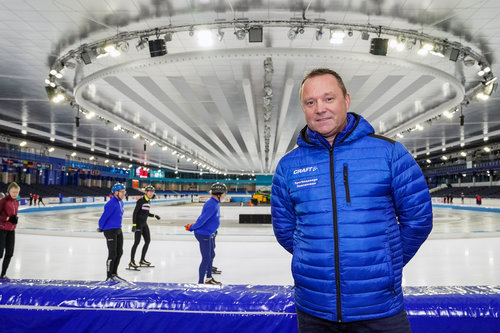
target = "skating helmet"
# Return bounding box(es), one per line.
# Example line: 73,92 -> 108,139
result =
144,185 -> 155,192
210,183 -> 227,195
111,183 -> 126,193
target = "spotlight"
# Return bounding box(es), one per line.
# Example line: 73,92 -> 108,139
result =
45,86 -> 65,103
315,27 -> 323,41
361,31 -> 370,40
75,116 -> 80,128
478,65 -> 491,76
164,32 -> 173,42
103,44 -> 120,57
460,114 -> 464,126
248,26 -> 263,43
234,29 -> 246,40
330,30 -> 345,44
136,37 -> 148,51
287,28 -> 298,40
196,30 -> 213,46
369,38 -> 388,56
148,39 -> 167,57
347,29 -> 353,37
417,41 -> 434,56
430,44 -> 445,57
117,41 -> 129,53
463,57 -> 475,67
216,28 -> 224,41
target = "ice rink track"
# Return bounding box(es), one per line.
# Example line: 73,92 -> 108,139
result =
8,202 -> 500,286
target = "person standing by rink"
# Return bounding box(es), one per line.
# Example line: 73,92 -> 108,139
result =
271,68 -> 433,332
98,183 -> 126,282
0,182 -> 21,279
128,185 -> 161,270
185,183 -> 227,285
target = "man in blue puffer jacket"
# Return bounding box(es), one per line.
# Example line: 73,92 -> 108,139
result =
271,68 -> 433,332
98,183 -> 127,282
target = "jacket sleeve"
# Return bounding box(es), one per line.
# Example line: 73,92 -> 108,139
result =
132,199 -> 141,224
0,198 -> 7,223
98,201 -> 114,230
271,162 -> 297,254
391,142 -> 433,266
190,201 -> 216,231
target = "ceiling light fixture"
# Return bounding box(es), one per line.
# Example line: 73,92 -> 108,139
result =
136,37 -> 148,51
315,27 -> 323,40
417,41 -> 434,56
216,28 -> 224,41
287,27 -> 298,40
234,29 -> 246,40
196,29 -> 213,46
329,30 -> 345,44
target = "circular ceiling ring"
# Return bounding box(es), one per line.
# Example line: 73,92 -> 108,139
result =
74,47 -> 465,141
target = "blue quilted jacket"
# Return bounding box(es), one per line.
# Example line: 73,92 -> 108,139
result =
271,113 -> 432,323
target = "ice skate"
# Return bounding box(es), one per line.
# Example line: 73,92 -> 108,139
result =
211,266 -> 222,274
126,261 -> 140,271
113,274 -> 127,282
139,259 -> 155,267
204,277 -> 221,285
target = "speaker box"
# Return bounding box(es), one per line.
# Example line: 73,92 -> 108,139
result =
149,39 -> 167,57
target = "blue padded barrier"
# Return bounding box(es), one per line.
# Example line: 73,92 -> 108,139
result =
0,280 -> 296,333
0,281 -> 499,332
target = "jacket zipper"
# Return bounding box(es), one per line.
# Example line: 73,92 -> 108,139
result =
329,147 -> 342,322
343,165 -> 351,203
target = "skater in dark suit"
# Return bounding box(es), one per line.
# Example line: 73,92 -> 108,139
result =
128,185 -> 160,269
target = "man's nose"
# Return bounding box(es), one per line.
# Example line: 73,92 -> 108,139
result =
315,100 -> 326,113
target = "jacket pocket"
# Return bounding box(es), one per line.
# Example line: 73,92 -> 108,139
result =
343,164 -> 351,204
384,243 -> 395,290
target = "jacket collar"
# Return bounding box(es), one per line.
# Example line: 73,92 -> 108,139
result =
298,112 -> 374,148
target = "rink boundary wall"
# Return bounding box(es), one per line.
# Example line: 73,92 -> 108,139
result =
19,198 -> 191,213
432,203 -> 500,213
0,280 -> 498,333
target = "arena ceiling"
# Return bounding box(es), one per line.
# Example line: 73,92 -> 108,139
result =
0,0 -> 499,175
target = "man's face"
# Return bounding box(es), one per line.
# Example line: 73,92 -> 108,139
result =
145,190 -> 154,199
9,188 -> 20,199
115,189 -> 126,200
301,74 -> 350,144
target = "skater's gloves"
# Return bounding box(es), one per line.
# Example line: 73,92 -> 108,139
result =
131,224 -> 137,232
185,223 -> 193,231
154,214 -> 161,220
9,215 -> 18,224
96,228 -> 103,232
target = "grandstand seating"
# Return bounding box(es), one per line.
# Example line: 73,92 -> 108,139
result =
0,182 -> 143,198
431,185 -> 500,199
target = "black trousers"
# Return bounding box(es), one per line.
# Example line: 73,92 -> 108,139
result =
130,224 -> 151,262
0,229 -> 15,277
296,307 -> 412,333
103,228 -> 123,278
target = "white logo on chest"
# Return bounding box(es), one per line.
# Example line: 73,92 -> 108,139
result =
293,166 -> 318,175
